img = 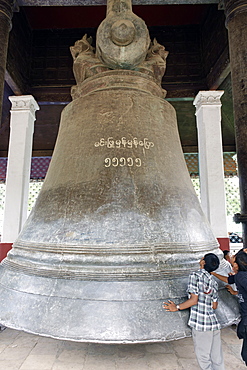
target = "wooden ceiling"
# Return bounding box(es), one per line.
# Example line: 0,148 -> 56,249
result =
23,4 -> 210,29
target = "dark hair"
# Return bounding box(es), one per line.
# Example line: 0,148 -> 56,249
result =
223,250 -> 230,259
204,253 -> 220,273
235,251 -> 247,271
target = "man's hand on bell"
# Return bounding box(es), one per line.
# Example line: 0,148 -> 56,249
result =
163,300 -> 177,311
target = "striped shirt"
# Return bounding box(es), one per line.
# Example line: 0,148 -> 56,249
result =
187,269 -> 220,331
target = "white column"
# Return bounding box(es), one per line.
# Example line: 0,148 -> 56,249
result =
2,96 -> 39,243
193,91 -> 229,244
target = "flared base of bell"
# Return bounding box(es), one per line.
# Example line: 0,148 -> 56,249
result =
0,266 -> 239,343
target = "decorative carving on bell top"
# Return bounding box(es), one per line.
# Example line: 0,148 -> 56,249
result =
70,34 -> 110,84
223,0 -> 247,24
138,38 -> 169,89
69,0 -> 169,99
96,0 -> 150,69
70,34 -> 169,99
0,0 -> 15,24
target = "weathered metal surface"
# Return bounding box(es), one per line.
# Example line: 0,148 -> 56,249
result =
0,0 -> 239,343
0,76 -> 239,341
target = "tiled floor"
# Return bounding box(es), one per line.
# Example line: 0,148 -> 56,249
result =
0,326 -> 245,370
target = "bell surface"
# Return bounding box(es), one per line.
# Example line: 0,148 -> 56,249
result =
0,69 -> 239,343
0,0 -> 239,343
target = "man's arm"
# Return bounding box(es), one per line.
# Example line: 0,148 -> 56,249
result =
211,273 -> 238,295
163,293 -> 198,312
226,285 -> 238,295
211,271 -> 229,283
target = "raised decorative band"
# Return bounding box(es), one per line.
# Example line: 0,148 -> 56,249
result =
0,0 -> 15,24
224,0 -> 247,25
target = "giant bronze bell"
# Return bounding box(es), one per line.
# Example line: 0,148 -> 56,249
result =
0,0 -> 239,342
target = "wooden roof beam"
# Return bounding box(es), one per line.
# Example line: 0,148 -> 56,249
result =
17,0 -> 219,6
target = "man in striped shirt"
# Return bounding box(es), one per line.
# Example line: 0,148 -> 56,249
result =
163,253 -> 225,370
